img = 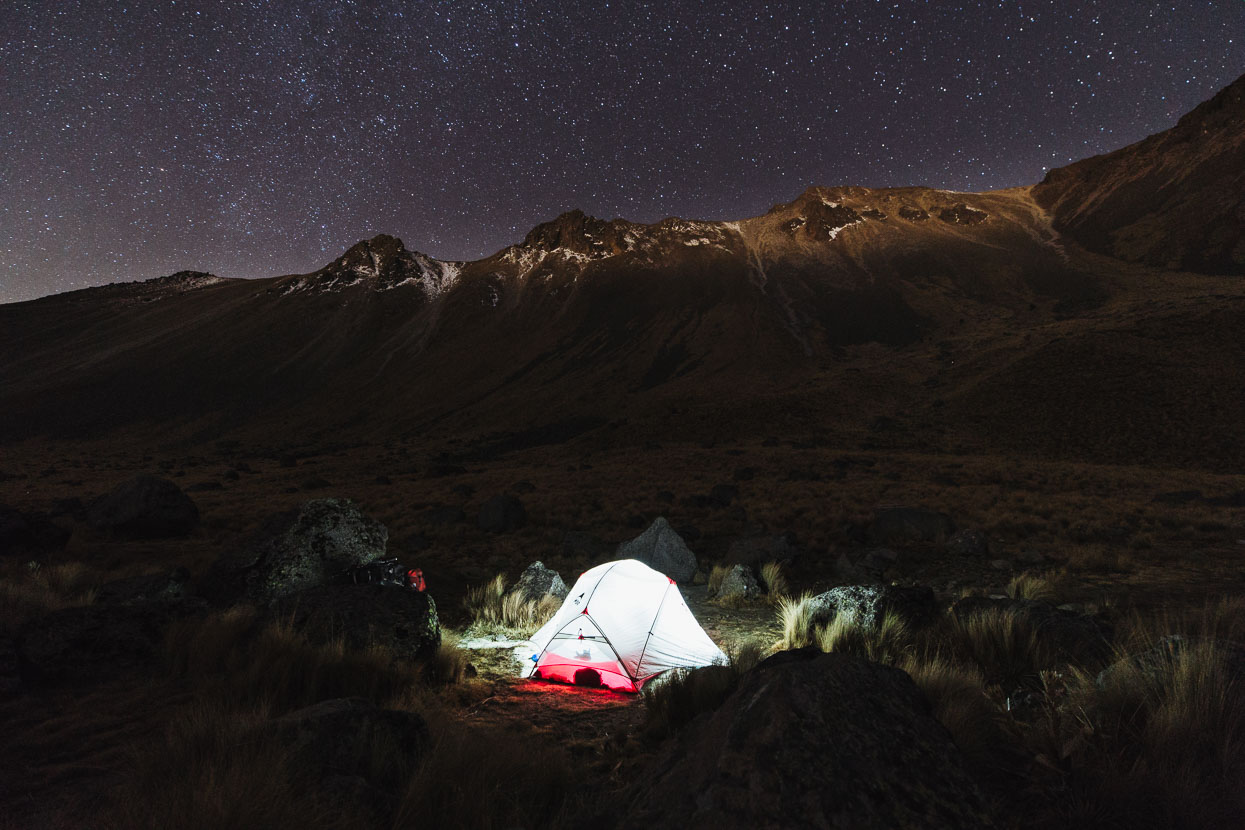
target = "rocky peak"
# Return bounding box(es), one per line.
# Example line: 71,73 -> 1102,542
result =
520,210 -> 637,255
276,234 -> 460,295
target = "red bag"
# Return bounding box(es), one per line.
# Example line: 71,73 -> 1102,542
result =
406,568 -> 426,592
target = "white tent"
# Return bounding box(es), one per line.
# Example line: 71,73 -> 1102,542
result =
519,558 -> 727,692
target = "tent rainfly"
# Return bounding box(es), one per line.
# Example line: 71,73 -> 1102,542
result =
520,558 -> 728,692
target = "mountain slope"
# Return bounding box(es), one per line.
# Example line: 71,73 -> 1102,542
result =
1033,72 -> 1245,274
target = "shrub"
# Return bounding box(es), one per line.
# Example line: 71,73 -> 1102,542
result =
463,574 -> 560,638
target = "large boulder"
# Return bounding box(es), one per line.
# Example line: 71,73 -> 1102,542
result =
617,517 -> 697,583
629,649 -> 995,829
866,507 -> 955,546
951,596 -> 1111,661
272,584 -> 440,661
477,495 -> 527,533
506,561 -> 568,603
15,601 -> 204,683
203,499 -> 387,605
86,476 -> 199,538
808,584 -> 937,630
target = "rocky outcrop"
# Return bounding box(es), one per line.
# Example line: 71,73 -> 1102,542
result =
807,584 -> 937,630
506,561 -> 568,603
629,649 -> 995,829
202,499 -> 387,605
616,517 -> 697,583
272,584 -> 440,661
85,476 -> 199,538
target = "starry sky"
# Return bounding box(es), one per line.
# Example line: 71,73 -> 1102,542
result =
1,1 -> 1242,303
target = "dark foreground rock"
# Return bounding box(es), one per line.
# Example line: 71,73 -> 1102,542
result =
617,517 -> 697,583
629,649 -> 994,829
15,601 -> 205,683
808,584 -> 937,629
477,494 -> 527,533
272,584 -> 440,661
203,499 -> 387,605
867,507 -> 955,546
86,475 -> 199,538
506,561 -> 568,602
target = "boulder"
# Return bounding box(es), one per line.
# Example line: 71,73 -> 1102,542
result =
951,596 -> 1111,660
724,534 -> 797,568
946,528 -> 990,557
15,601 -> 204,683
506,561 -> 568,603
95,567 -> 192,606
267,697 -> 428,792
616,517 -> 697,583
713,564 -> 761,601
273,584 -> 440,661
85,475 -> 199,538
477,495 -> 527,533
807,584 -> 937,630
866,507 -> 955,546
628,649 -> 995,829
203,499 -> 387,605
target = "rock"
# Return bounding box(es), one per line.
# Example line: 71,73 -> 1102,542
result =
713,564 -> 760,601
938,203 -> 989,225
273,584 -> 440,661
203,499 -> 387,605
946,528 -> 990,557
951,597 -> 1111,660
628,649 -> 994,829
512,481 -> 536,494
708,484 -> 739,508
506,561 -> 568,602
267,697 -> 428,791
477,495 -> 527,533
724,534 -> 797,568
1014,550 -> 1046,565
15,601 -> 204,683
300,477 -> 332,491
616,517 -> 697,583
95,567 -> 192,606
807,584 -> 937,630
990,559 -> 1013,571
867,507 -> 955,546
85,475 -> 199,538
562,530 -> 611,561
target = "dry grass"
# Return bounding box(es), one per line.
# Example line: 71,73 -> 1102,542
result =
0,561 -> 99,637
759,560 -> 789,600
463,574 -> 561,638
706,564 -> 729,597
1006,570 -> 1058,602
776,591 -> 816,649
899,654 -> 1006,771
942,605 -> 1057,691
816,610 -> 914,665
642,638 -> 767,738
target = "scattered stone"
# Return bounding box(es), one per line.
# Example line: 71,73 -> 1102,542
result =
628,649 -> 994,829
373,475 -> 392,486
938,203 -> 989,225
867,507 -> 955,546
562,530 -> 611,561
202,499 -> 387,605
731,466 -> 757,482
452,483 -> 475,499
0,637 -> 21,695
506,561 -> 568,603
655,490 -> 675,505
274,584 -> 440,661
616,517 -> 697,583
301,477 -> 332,491
807,584 -> 937,629
990,559 -> 1013,571
95,567 -> 191,606
1014,550 -> 1046,565
511,481 -> 536,494
712,564 -> 760,601
185,481 -> 224,492
85,475 -> 199,538
477,495 -> 527,533
947,528 -> 990,557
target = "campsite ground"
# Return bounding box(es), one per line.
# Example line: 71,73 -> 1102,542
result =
1,436 -> 1243,828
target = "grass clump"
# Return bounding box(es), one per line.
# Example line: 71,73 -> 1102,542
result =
642,638 -> 768,739
777,592 -> 816,649
759,560 -> 789,600
0,560 -> 99,637
1006,570 -> 1058,602
463,574 -> 560,638
816,610 -> 913,665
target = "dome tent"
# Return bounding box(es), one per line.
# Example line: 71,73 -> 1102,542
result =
520,558 -> 727,692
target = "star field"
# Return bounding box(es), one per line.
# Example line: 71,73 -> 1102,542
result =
1,1 -> 1242,303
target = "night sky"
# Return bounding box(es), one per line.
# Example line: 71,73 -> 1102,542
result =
2,2 -> 1242,303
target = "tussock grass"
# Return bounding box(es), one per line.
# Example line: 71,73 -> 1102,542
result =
942,605 -> 1056,691
642,638 -> 768,738
463,574 -> 560,638
0,561 -> 99,637
816,610 -> 913,665
706,564 -> 729,597
760,560 -> 789,600
899,654 -> 1004,771
777,591 -> 816,649
1006,570 -> 1058,602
